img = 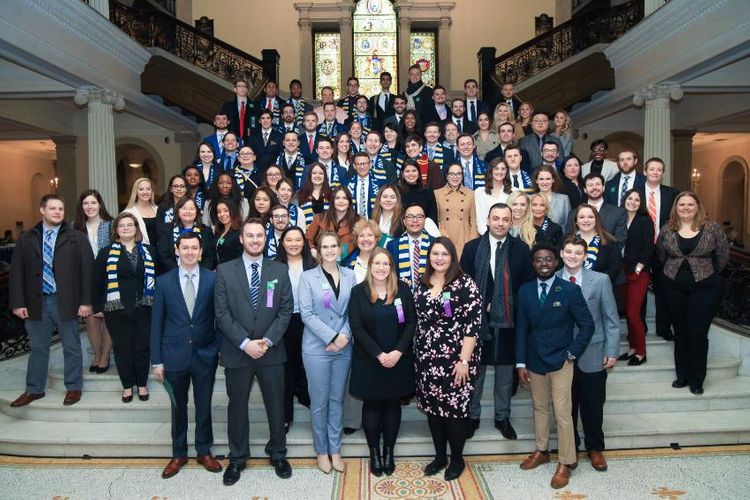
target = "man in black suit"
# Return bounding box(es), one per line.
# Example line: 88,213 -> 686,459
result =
444,98 -> 477,135
369,71 -> 395,132
464,79 -> 490,124
461,203 -> 534,440
151,233 -> 222,479
9,194 -> 94,408
499,82 -> 522,118
519,112 -> 563,173
215,218 -> 294,485
421,85 -> 450,124
255,80 -> 285,129
338,76 -> 361,121
383,94 -> 408,129
298,111 -> 321,163
249,109 -> 283,170
277,103 -> 301,135
638,157 -> 679,340
484,122 -> 518,164
221,78 -> 255,143
604,148 -> 647,207
575,173 -> 627,249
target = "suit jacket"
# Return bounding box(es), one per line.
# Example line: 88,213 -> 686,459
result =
248,129 -> 283,170
317,121 -> 346,139
298,265 -> 357,355
9,222 -> 94,321
202,132 -> 225,158
156,223 -> 216,273
442,116 -> 477,135
383,113 -> 403,130
464,99 -> 490,122
515,277 -> 595,374
221,99 -> 255,140
92,243 -> 154,314
604,173 -> 647,206
557,268 -> 619,373
591,240 -> 623,285
518,133 -> 563,174
150,267 -> 218,371
421,103 -> 451,125
215,257 -> 293,368
597,202 -> 628,250
254,95 -> 285,127
369,92 -> 395,131
623,214 -> 655,273
299,131 -> 322,163
637,183 -> 679,235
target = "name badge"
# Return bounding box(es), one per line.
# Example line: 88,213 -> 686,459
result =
442,292 -> 453,318
394,298 -> 405,324
321,281 -> 332,308
266,280 -> 276,308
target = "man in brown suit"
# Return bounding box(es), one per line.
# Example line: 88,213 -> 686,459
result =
9,194 -> 94,407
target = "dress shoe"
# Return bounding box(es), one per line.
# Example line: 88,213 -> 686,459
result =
588,450 -> 607,471
495,418 -> 517,440
369,447 -> 383,476
96,363 -> 110,374
550,463 -> 572,489
121,393 -> 133,403
197,454 -> 223,473
284,422 -> 291,434
444,459 -> 465,481
161,457 -> 188,478
467,418 -> 480,439
331,454 -> 345,473
89,364 -> 99,373
10,392 -> 45,407
659,331 -> 675,341
424,457 -> 448,476
222,462 -> 245,485
690,386 -> 704,395
672,379 -> 688,389
137,387 -> 149,401
317,454 -> 332,474
628,355 -> 647,366
382,446 -> 395,476
343,427 -> 358,435
520,450 -> 550,470
618,352 -> 634,361
271,458 -> 292,479
63,390 -> 82,406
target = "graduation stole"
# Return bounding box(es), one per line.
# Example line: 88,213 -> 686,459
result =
350,136 -> 365,153
510,169 -> 533,192
233,166 -> 259,193
581,233 -> 601,270
300,200 -> 330,225
395,231 -> 431,285
162,207 -> 174,224
370,155 -> 389,184
469,153 -> 487,189
416,153 -> 430,185
540,216 -> 551,233
194,188 -> 205,210
278,151 -> 306,190
104,242 -> 155,312
266,97 -> 280,127
290,98 -> 307,128
347,175 -> 379,219
288,204 -> 301,227
265,223 -> 281,258
172,223 -> 203,246
356,113 -> 373,134
325,162 -> 345,187
379,144 -> 392,163
423,143 -> 446,168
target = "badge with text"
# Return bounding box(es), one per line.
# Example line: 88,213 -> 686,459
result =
442,291 -> 453,318
266,279 -> 277,308
321,281 -> 332,309
395,298 -> 405,324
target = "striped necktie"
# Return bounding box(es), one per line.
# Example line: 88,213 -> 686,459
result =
250,262 -> 260,309
620,175 -> 630,206
184,273 -> 196,317
539,282 -> 548,304
412,239 -> 421,288
648,190 -> 658,241
42,229 -> 56,294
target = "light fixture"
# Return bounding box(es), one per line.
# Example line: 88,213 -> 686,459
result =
691,168 -> 701,191
129,163 -> 143,169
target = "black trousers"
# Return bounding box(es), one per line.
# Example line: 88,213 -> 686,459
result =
571,366 -> 607,451
165,352 -> 218,458
362,398 -> 402,449
641,265 -> 673,336
284,313 -> 309,423
663,274 -> 722,389
105,308 -> 151,389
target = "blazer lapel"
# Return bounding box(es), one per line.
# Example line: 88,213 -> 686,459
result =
173,269 -> 191,319
332,268 -> 350,315
235,258 -> 254,309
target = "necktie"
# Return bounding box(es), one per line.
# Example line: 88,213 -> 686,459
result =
493,240 -> 503,285
308,134 -> 314,152
218,133 -> 224,154
513,174 -> 520,189
358,178 -> 368,217
250,262 -> 260,309
412,239 -> 421,287
537,134 -> 544,152
569,276 -> 577,285
287,156 -> 294,168
327,123 -> 333,136
620,175 -> 630,206
239,101 -> 246,140
456,119 -> 462,133
263,131 -> 269,146
267,98 -> 273,111
427,147 -> 434,160
470,100 -> 477,122
185,273 -> 196,317
42,229 -> 56,294
648,190 -> 658,241
463,161 -> 473,189
539,282 -> 548,304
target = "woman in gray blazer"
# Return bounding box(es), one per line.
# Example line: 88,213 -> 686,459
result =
299,231 -> 357,474
532,165 -> 571,228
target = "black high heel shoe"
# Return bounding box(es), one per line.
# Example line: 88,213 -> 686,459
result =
89,364 -> 99,373
618,352 -> 634,361
137,387 -> 149,401
628,355 -> 647,366
382,446 -> 395,476
369,446 -> 383,477
121,390 -> 133,403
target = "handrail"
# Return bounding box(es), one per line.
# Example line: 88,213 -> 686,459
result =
109,0 -> 267,96
493,0 -> 643,87
716,248 -> 750,329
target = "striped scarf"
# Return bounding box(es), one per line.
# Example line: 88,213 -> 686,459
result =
265,224 -> 280,258
172,224 -> 202,245
288,204 -> 301,228
290,98 -> 307,128
370,155 -> 389,184
423,143 -> 447,169
582,233 -> 601,270
300,200 -> 330,225
347,175 -> 379,219
104,242 -> 155,312
194,188 -> 205,210
233,167 -> 259,193
356,113 -> 373,134
277,152 -> 307,191
395,231 -> 432,286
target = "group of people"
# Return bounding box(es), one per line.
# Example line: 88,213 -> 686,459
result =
7,64 -> 731,490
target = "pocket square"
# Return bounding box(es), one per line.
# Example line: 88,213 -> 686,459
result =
552,301 -> 562,307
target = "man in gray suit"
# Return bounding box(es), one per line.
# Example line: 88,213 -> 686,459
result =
215,218 -> 294,485
518,111 -> 563,174
557,236 -> 619,472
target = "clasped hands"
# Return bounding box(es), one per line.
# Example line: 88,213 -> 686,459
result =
325,334 -> 349,352
243,339 -> 269,359
377,350 -> 402,368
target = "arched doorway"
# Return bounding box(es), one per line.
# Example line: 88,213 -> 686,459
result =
115,142 -> 162,211
720,158 -> 748,245
604,131 -> 644,165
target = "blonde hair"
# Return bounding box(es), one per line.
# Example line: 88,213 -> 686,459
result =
507,191 -> 537,248
668,191 -> 708,232
529,192 -> 550,218
553,110 -> 572,135
365,247 -> 398,305
126,177 -> 156,209
352,218 -> 382,244
491,102 -> 516,132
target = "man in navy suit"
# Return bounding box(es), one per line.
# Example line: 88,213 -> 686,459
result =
299,111 -> 321,163
463,79 -> 490,124
202,112 -> 230,158
516,242 -> 595,489
604,148 -> 646,207
255,80 -> 285,129
249,109 -> 283,170
151,232 -> 222,479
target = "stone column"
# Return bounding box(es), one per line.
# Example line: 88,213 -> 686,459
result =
633,82 -> 683,186
87,0 -> 110,18
672,130 -> 697,192
74,87 -> 125,213
340,16 -> 354,91
644,0 -> 666,16
298,18 -> 313,98
50,136 -> 78,213
398,16 -> 412,90
437,17 -> 451,87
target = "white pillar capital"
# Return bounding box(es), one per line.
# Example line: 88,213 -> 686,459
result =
74,87 -> 125,111
633,81 -> 683,107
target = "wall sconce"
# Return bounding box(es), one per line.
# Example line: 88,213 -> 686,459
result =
49,177 -> 59,193
129,163 -> 143,169
691,168 -> 701,191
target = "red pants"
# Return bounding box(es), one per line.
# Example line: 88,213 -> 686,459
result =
624,270 -> 650,356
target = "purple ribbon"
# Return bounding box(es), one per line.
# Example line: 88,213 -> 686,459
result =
323,289 -> 332,309
266,289 -> 274,308
442,292 -> 453,317
395,298 -> 404,324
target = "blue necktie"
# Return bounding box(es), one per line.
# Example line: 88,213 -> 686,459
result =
42,229 -> 56,294
470,101 -> 477,122
250,262 -> 260,309
539,282 -> 548,304
464,161 -> 473,189
620,175 -> 630,206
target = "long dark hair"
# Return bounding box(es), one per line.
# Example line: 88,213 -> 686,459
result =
158,175 -> 188,209
195,140 -> 218,165
248,186 -> 278,224
333,132 -> 353,165
622,188 -> 649,217
398,109 -> 422,137
572,203 -> 616,245
297,162 -> 332,205
383,122 -> 404,151
398,159 -> 424,194
421,236 -> 464,287
324,185 -> 359,232
213,197 -> 243,235
74,189 -> 113,232
174,196 -> 201,228
275,226 -> 318,270
485,157 -> 513,195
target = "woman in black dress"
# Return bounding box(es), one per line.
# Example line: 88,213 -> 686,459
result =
398,160 -> 438,223
348,247 -> 416,477
213,198 -> 243,265
560,155 -> 586,210
413,237 -> 482,481
156,196 -> 215,271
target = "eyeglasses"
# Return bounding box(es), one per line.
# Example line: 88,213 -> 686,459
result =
447,172 -> 462,177
266,172 -> 281,177
271,214 -> 289,220
117,223 -> 136,229
404,215 -> 425,221
171,184 -> 186,190
239,152 -> 255,157
532,118 -> 548,123
591,147 -> 607,152
542,149 -> 558,154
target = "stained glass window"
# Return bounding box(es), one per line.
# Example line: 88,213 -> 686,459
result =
314,32 -> 342,99
353,0 -> 398,97
410,32 -> 436,87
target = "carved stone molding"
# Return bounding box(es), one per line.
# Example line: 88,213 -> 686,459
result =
633,81 -> 683,107
74,87 -> 126,111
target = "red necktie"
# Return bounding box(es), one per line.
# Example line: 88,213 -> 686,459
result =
648,190 -> 658,242
308,134 -> 314,152
239,101 -> 246,140
569,276 -> 576,284
267,98 -> 273,111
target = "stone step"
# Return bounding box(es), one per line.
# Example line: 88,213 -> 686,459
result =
1,406 -> 748,458
5,376 -> 750,424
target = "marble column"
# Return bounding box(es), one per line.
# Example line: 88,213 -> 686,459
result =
633,82 -> 683,186
644,0 -> 666,16
50,136 -> 78,213
87,0 -> 110,18
672,129 -> 697,192
74,87 -> 125,213
398,16 -> 412,90
437,17 -> 451,87
298,18 -> 313,98
340,16 -> 354,90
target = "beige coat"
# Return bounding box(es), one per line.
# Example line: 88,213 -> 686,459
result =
435,185 -> 479,258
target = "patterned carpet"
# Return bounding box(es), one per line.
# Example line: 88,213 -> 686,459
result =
1,445 -> 749,499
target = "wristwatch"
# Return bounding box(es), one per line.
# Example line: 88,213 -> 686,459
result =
459,358 -> 469,366
567,351 -> 576,362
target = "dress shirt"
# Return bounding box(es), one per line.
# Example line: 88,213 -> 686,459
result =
215,131 -> 226,152
590,198 -> 604,212
562,268 -> 583,286
466,99 -> 478,121
288,260 -> 303,314
286,154 -> 296,167
645,183 -> 662,234
488,233 -> 507,277
537,276 -> 555,300
42,223 -> 61,258
509,169 -> 524,190
357,175 -> 370,209
378,92 -> 390,110
239,253 -> 274,349
178,264 -> 201,296
617,173 -> 635,204
394,114 -> 403,124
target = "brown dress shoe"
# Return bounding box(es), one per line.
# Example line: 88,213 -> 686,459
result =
197,454 -> 223,473
63,390 -> 82,406
520,450 -> 550,470
162,457 -> 188,478
550,463 -> 572,489
588,450 -> 608,471
10,392 -> 45,407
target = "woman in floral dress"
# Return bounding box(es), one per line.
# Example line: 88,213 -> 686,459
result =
413,236 -> 482,482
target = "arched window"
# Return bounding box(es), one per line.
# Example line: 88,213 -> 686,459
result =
353,0 -> 398,96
